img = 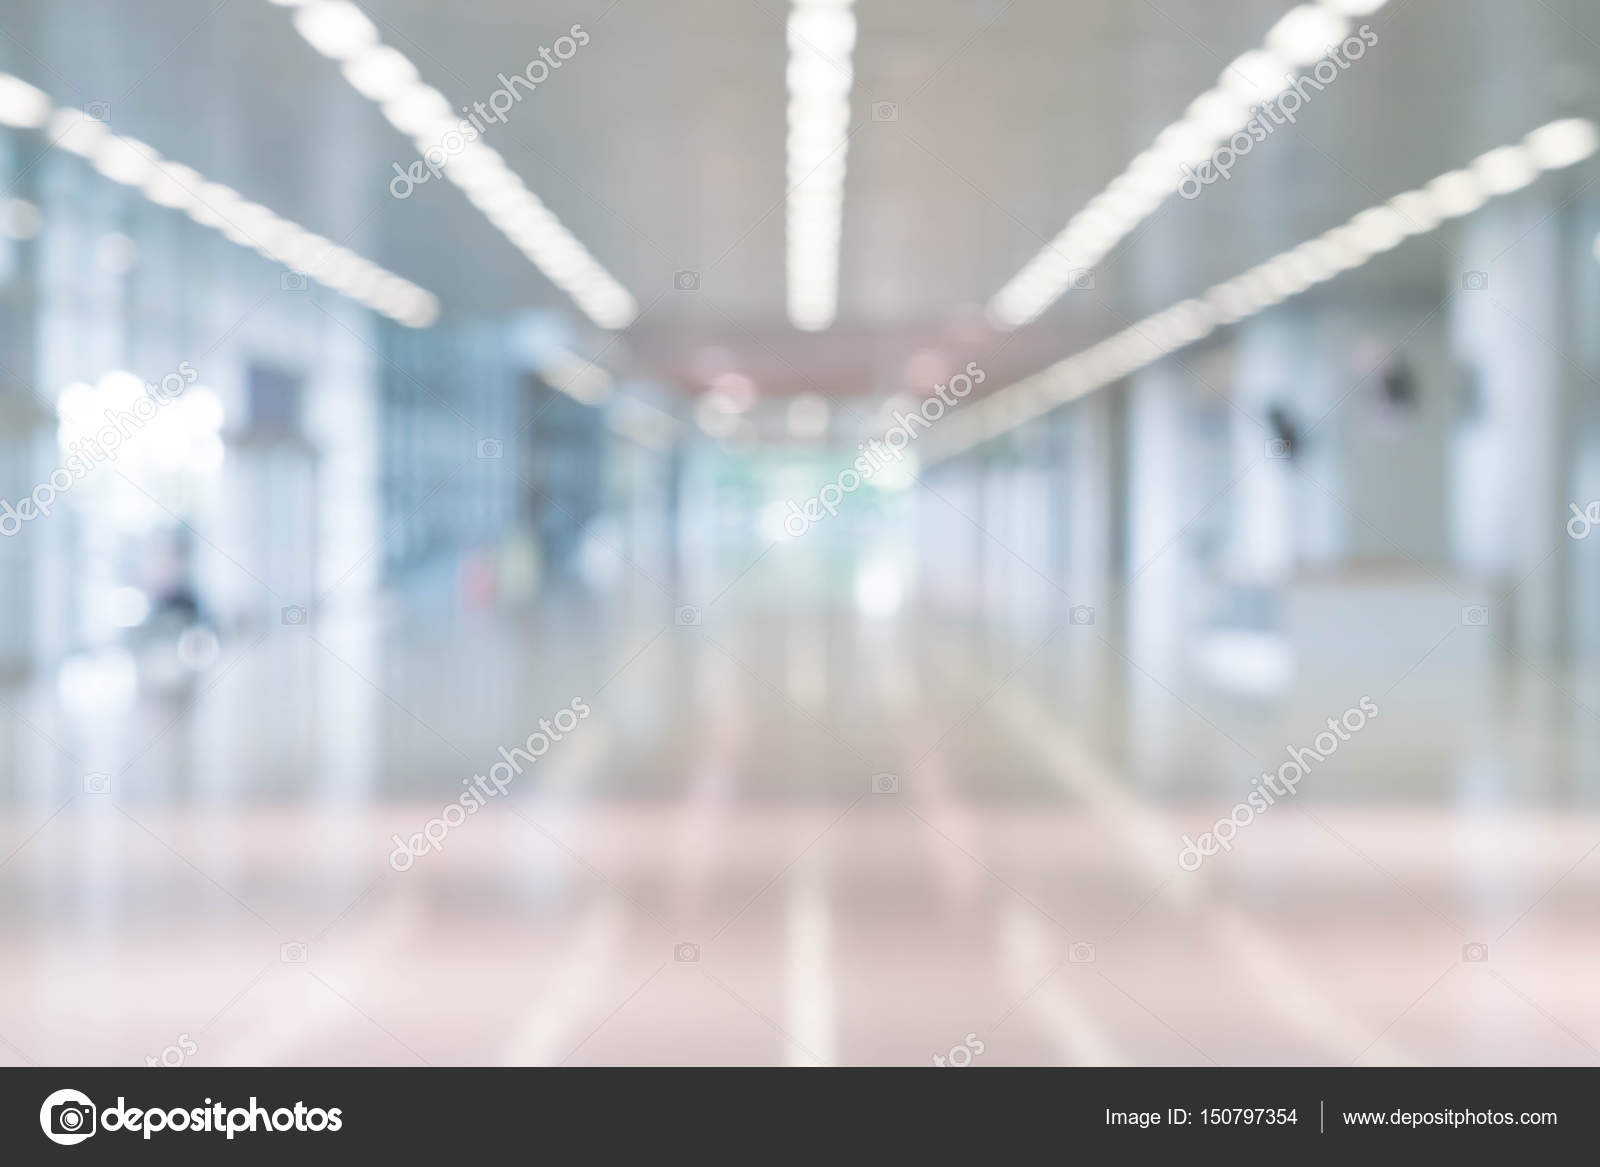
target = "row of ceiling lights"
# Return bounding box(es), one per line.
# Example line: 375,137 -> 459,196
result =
933,117 -> 1600,461
988,0 -> 1390,329
25,0 -> 1579,374
282,0 -> 860,338
0,73 -> 438,326
270,0 -> 637,331
779,0 -> 1392,333
249,0 -> 1388,344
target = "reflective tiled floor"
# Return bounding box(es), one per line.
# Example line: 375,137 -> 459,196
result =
2,553 -> 1599,1066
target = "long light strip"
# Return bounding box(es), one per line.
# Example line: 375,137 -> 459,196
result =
988,0 -> 1388,330
786,0 -> 856,331
934,118 -> 1598,460
0,71 -> 438,326
269,0 -> 636,330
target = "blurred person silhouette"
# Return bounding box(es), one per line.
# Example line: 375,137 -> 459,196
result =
137,527 -> 220,688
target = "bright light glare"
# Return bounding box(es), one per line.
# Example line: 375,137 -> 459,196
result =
854,559 -> 906,618
48,108 -> 107,157
341,45 -> 419,102
271,4 -> 635,329
93,136 -> 158,186
1524,118 -> 1599,169
292,0 -> 378,60
988,2 -> 1388,329
944,118 -> 1597,460
0,68 -> 438,328
1266,5 -> 1350,67
786,0 -> 857,331
107,587 -> 151,629
0,73 -> 50,127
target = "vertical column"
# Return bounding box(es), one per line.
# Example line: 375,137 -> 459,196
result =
0,132 -> 41,676
1450,190 -> 1574,665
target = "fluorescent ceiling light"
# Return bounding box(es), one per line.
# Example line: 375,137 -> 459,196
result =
0,74 -> 50,128
341,45 -> 419,102
1471,145 -> 1537,195
0,69 -> 438,328
92,135 -> 158,186
1347,205 -> 1405,252
292,1 -> 378,61
382,84 -> 454,137
1524,118 -> 1599,169
142,162 -> 203,209
988,1 -> 1386,329
1265,5 -> 1350,67
269,3 -> 636,330
49,109 -> 107,158
940,118 -> 1597,460
786,0 -> 857,331
1424,169 -> 1485,218
1387,188 -> 1441,234
1220,49 -> 1296,106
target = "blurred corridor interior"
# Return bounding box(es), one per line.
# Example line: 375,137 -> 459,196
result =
2,0 -> 1600,1067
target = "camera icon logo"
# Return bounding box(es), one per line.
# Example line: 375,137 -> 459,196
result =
871,772 -> 898,794
872,101 -> 898,122
280,270 -> 309,293
1461,270 -> 1489,292
1067,268 -> 1095,291
281,941 -> 308,963
84,101 -> 111,123
281,605 -> 308,626
1265,437 -> 1292,459
83,772 -> 110,795
675,605 -> 701,626
1069,605 -> 1095,626
1461,605 -> 1488,627
40,1088 -> 97,1146
477,438 -> 503,460
1069,942 -> 1096,963
674,942 -> 700,962
1462,941 -> 1489,962
674,270 -> 700,291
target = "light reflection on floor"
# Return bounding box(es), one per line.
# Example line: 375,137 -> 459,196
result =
2,568 -> 1598,1067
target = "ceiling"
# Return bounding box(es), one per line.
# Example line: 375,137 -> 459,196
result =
1,0 -> 1596,399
